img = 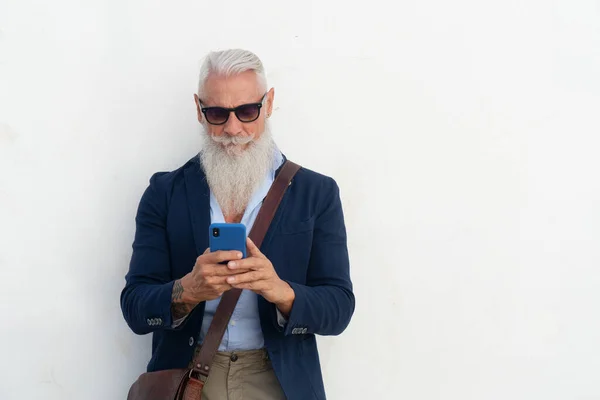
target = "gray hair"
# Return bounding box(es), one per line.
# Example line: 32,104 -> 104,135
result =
197,49 -> 268,98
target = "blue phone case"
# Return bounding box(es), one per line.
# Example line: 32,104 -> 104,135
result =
209,223 -> 247,258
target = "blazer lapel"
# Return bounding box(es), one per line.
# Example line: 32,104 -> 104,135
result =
183,160 -> 211,256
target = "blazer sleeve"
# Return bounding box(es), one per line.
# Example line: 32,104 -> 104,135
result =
283,177 -> 355,336
120,172 -> 178,335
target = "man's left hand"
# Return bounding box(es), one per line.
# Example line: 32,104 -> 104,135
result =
226,237 -> 295,316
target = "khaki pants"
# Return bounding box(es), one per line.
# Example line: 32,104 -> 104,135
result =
190,348 -> 286,400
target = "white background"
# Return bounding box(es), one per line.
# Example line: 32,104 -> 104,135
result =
1,1 -> 600,399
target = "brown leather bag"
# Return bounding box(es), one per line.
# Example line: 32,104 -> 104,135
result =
127,160 -> 301,400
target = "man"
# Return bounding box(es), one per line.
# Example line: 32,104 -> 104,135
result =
120,49 -> 355,400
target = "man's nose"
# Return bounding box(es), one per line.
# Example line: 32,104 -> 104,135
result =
223,111 -> 243,135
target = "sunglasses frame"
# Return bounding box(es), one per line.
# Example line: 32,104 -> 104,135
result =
199,93 -> 267,125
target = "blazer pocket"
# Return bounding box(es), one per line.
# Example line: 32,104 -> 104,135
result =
278,216 -> 315,235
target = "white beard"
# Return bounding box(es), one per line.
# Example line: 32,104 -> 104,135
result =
199,122 -> 277,217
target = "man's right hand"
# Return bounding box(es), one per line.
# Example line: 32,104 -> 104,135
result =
171,249 -> 246,320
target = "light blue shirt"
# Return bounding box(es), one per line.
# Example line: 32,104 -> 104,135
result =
198,150 -> 285,351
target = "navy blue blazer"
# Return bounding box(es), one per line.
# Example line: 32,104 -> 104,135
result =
120,155 -> 355,400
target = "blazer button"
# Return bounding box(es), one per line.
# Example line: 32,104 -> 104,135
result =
230,354 -> 238,362
189,337 -> 195,346
302,328 -> 308,334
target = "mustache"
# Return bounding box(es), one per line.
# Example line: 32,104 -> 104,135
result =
209,133 -> 255,146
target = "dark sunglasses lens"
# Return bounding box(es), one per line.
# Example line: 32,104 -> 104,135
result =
235,104 -> 260,122
205,108 -> 229,124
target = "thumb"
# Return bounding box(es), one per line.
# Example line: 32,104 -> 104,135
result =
197,248 -> 210,261
246,237 -> 263,258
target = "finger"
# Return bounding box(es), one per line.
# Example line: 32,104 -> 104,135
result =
226,271 -> 264,285
230,279 -> 268,291
207,250 -> 244,264
246,237 -> 265,258
204,275 -> 230,286
217,284 -> 233,293
206,264 -> 252,276
227,257 -> 265,271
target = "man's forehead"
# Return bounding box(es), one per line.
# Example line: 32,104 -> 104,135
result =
202,71 -> 264,106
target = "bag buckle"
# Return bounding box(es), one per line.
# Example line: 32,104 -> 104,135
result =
188,368 -> 208,382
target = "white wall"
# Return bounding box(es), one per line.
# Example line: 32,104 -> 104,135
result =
1,0 -> 599,399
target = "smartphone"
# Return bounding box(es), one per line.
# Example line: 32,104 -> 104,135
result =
209,223 -> 247,259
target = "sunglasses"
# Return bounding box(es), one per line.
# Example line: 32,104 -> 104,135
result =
200,93 -> 267,125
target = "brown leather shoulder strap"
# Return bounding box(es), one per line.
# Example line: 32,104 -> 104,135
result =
190,160 -> 301,378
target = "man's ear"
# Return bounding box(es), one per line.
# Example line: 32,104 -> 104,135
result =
193,94 -> 203,123
266,87 -> 275,118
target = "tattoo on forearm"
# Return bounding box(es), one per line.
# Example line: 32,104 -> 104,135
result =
172,280 -> 184,302
171,280 -> 192,319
